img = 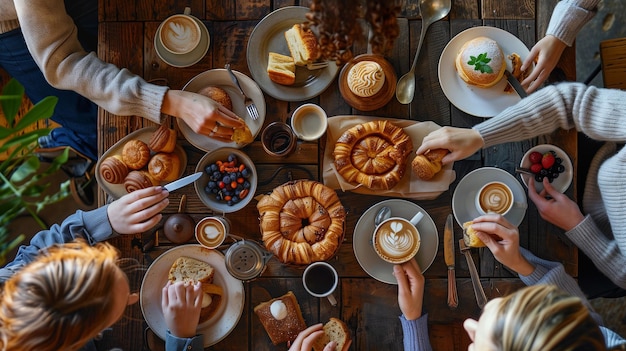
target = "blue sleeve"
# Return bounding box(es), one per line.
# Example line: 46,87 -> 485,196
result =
0,206 -> 114,282
400,313 -> 433,351
165,330 -> 204,351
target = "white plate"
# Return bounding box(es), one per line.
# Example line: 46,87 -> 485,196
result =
246,6 -> 339,101
140,245 -> 244,347
353,199 -> 438,284
519,144 -> 573,193
154,15 -> 210,68
452,167 -> 528,227
95,127 -> 188,200
178,69 -> 266,152
438,26 -> 530,117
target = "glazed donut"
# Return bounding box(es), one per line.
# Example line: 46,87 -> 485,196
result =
333,120 -> 413,190
149,124 -> 177,153
257,180 -> 346,265
124,170 -> 157,193
99,155 -> 129,184
411,148 -> 449,180
122,139 -> 151,170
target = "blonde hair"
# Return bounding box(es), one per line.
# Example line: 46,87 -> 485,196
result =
491,285 -> 606,351
0,240 -> 121,351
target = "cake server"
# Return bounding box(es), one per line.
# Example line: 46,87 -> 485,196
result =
164,172 -> 202,192
444,213 -> 458,309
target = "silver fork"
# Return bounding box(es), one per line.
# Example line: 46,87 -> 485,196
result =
225,64 -> 258,120
306,61 -> 329,70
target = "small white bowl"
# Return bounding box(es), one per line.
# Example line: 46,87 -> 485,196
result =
519,144 -> 573,194
194,148 -> 257,213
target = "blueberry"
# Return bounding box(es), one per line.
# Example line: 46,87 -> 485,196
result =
241,168 -> 251,178
222,175 -> 231,184
535,174 -> 543,182
228,153 -> 237,162
557,165 -> 565,172
243,181 -> 251,189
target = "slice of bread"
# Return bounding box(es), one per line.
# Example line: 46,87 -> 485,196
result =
168,257 -> 221,323
284,24 -> 320,66
254,291 -> 307,345
267,52 -> 295,86
312,318 -> 351,351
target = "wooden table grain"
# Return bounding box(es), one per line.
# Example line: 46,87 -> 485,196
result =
96,1 -> 578,350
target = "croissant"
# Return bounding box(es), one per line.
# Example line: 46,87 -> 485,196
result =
149,124 -> 177,153
257,180 -> 346,265
124,170 -> 157,193
333,120 -> 413,190
411,148 -> 449,180
99,155 -> 128,184
148,152 -> 181,182
122,139 -> 151,170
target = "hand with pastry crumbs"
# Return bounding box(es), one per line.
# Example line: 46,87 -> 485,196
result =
394,259 -> 424,321
161,90 -> 244,142
416,127 -> 484,165
289,324 -> 336,351
107,186 -> 169,234
161,281 -> 203,338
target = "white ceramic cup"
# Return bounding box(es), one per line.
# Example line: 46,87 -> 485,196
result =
290,103 -> 328,141
302,261 -> 338,306
475,181 -> 515,216
195,216 -> 230,249
372,212 -> 422,264
157,8 -> 202,55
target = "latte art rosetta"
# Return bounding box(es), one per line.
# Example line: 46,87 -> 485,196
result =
347,61 -> 385,97
160,16 -> 200,54
374,219 -> 420,263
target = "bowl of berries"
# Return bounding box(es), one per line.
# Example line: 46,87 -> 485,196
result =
194,147 -> 257,213
519,144 -> 573,194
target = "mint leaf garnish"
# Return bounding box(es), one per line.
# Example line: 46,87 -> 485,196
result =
467,52 -> 493,74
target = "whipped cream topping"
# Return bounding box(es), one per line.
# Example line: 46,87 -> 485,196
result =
347,61 -> 385,97
375,220 -> 419,263
270,300 -> 287,320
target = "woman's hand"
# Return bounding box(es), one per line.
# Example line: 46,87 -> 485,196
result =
288,324 -> 335,351
415,127 -> 484,165
527,178 -> 585,231
521,35 -> 567,93
471,214 -> 534,276
394,259 -> 424,320
161,281 -> 202,338
161,90 -> 244,142
107,186 -> 169,234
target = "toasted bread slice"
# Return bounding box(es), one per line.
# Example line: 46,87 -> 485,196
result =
168,257 -> 221,323
267,52 -> 295,86
312,317 -> 351,351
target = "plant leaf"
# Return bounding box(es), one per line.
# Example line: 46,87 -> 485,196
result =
15,96 -> 58,131
0,79 -> 25,126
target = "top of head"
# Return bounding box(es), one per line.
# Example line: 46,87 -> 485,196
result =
455,36 -> 505,88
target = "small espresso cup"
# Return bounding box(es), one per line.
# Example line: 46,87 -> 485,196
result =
302,262 -> 338,306
261,122 -> 297,157
475,181 -> 515,215
373,213 -> 422,264
195,216 -> 230,249
157,8 -> 202,55
290,103 -> 328,141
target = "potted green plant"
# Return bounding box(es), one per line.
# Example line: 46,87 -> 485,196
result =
0,78 -> 70,266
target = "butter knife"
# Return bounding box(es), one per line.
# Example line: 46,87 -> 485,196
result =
163,172 -> 202,192
504,70 -> 528,98
444,214 -> 458,309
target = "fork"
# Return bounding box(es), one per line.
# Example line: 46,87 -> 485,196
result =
225,64 -> 258,120
306,61 -> 329,70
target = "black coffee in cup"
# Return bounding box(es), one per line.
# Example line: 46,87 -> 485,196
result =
304,264 -> 335,295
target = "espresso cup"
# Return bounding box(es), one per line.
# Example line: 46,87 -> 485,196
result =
475,181 -> 515,215
290,103 -> 328,141
195,216 -> 230,249
261,122 -> 297,157
373,214 -> 422,264
302,262 -> 338,306
158,8 -> 201,55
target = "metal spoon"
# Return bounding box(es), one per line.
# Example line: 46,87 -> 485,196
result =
374,206 -> 392,226
396,0 -> 452,104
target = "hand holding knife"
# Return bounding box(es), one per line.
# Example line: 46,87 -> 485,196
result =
443,213 -> 458,309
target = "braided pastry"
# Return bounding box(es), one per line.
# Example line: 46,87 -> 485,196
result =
122,139 -> 151,170
257,180 -> 346,265
99,155 -> 129,184
333,120 -> 413,190
411,149 -> 449,180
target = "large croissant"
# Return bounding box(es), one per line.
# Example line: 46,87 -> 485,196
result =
411,149 -> 449,180
333,120 -> 413,190
257,180 -> 346,265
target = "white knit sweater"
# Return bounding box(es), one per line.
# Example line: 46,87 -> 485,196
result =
475,83 -> 626,289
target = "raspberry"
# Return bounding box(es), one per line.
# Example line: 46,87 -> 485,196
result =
528,151 -> 542,164
530,163 -> 543,174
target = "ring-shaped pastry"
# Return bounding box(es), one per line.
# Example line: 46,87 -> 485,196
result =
333,120 -> 413,190
257,180 -> 346,265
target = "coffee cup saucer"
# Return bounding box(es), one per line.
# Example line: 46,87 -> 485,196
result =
154,15 -> 210,68
452,167 -> 528,227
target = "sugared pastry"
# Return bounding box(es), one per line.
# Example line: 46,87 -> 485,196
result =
99,155 -> 129,184
149,124 -> 177,153
254,291 -> 307,345
284,24 -> 321,66
122,139 -> 151,170
148,152 -> 181,182
197,86 -> 233,111
411,148 -> 449,180
124,170 -> 157,193
347,61 -> 385,97
455,36 -> 506,88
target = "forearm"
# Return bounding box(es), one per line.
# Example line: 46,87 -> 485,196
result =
546,0 -> 599,46
400,314 -> 433,351
165,330 -> 204,351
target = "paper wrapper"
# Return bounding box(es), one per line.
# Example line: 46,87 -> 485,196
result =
323,115 -> 456,200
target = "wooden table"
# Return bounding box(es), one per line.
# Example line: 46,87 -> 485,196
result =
97,1 -> 578,350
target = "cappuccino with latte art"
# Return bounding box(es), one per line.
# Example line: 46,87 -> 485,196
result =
476,181 -> 514,215
159,13 -> 201,55
373,217 -> 421,264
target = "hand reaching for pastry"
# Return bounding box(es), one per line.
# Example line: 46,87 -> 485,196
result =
288,324 -> 336,351
161,90 -> 244,142
416,127 -> 484,164
161,281 -> 203,338
107,186 -> 169,234
521,35 -> 567,94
